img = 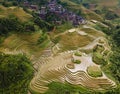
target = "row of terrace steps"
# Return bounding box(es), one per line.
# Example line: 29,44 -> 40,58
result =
32,41 -> 54,72
30,54 -> 69,93
41,41 -> 54,57
30,81 -> 48,94
30,49 -> 116,93
32,56 -> 53,72
65,70 -> 116,89
31,51 -> 115,93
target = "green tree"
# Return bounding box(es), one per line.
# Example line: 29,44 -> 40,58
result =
105,11 -> 119,20
0,16 -> 24,35
113,29 -> 120,46
38,33 -> 48,44
34,17 -> 54,31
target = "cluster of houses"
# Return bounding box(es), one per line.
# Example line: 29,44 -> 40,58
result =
23,0 -> 86,26
23,1 -> 39,11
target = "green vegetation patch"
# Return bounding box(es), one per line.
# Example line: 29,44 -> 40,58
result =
93,45 -> 104,53
93,52 -> 107,65
44,82 -> 93,94
73,60 -> 81,64
74,52 -> 82,56
37,33 -> 48,44
93,22 -> 110,35
0,16 -> 35,35
56,22 -> 73,33
0,53 -> 33,94
87,66 -> 102,77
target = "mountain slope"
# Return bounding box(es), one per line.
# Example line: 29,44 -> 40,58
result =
0,5 -> 32,22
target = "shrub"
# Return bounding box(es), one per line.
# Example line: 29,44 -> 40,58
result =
37,33 -> 48,44
73,60 -> 81,64
93,52 -> 107,66
74,52 -> 82,56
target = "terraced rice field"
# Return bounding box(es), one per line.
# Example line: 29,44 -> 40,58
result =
0,31 -> 51,58
98,0 -> 118,8
52,26 -> 105,51
29,29 -> 116,93
80,26 -> 105,37
0,5 -> 32,22
30,51 -> 116,94
56,31 -> 94,51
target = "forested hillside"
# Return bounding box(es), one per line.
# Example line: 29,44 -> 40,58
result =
0,53 -> 33,94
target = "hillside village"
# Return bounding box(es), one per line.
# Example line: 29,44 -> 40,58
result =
23,0 -> 86,26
